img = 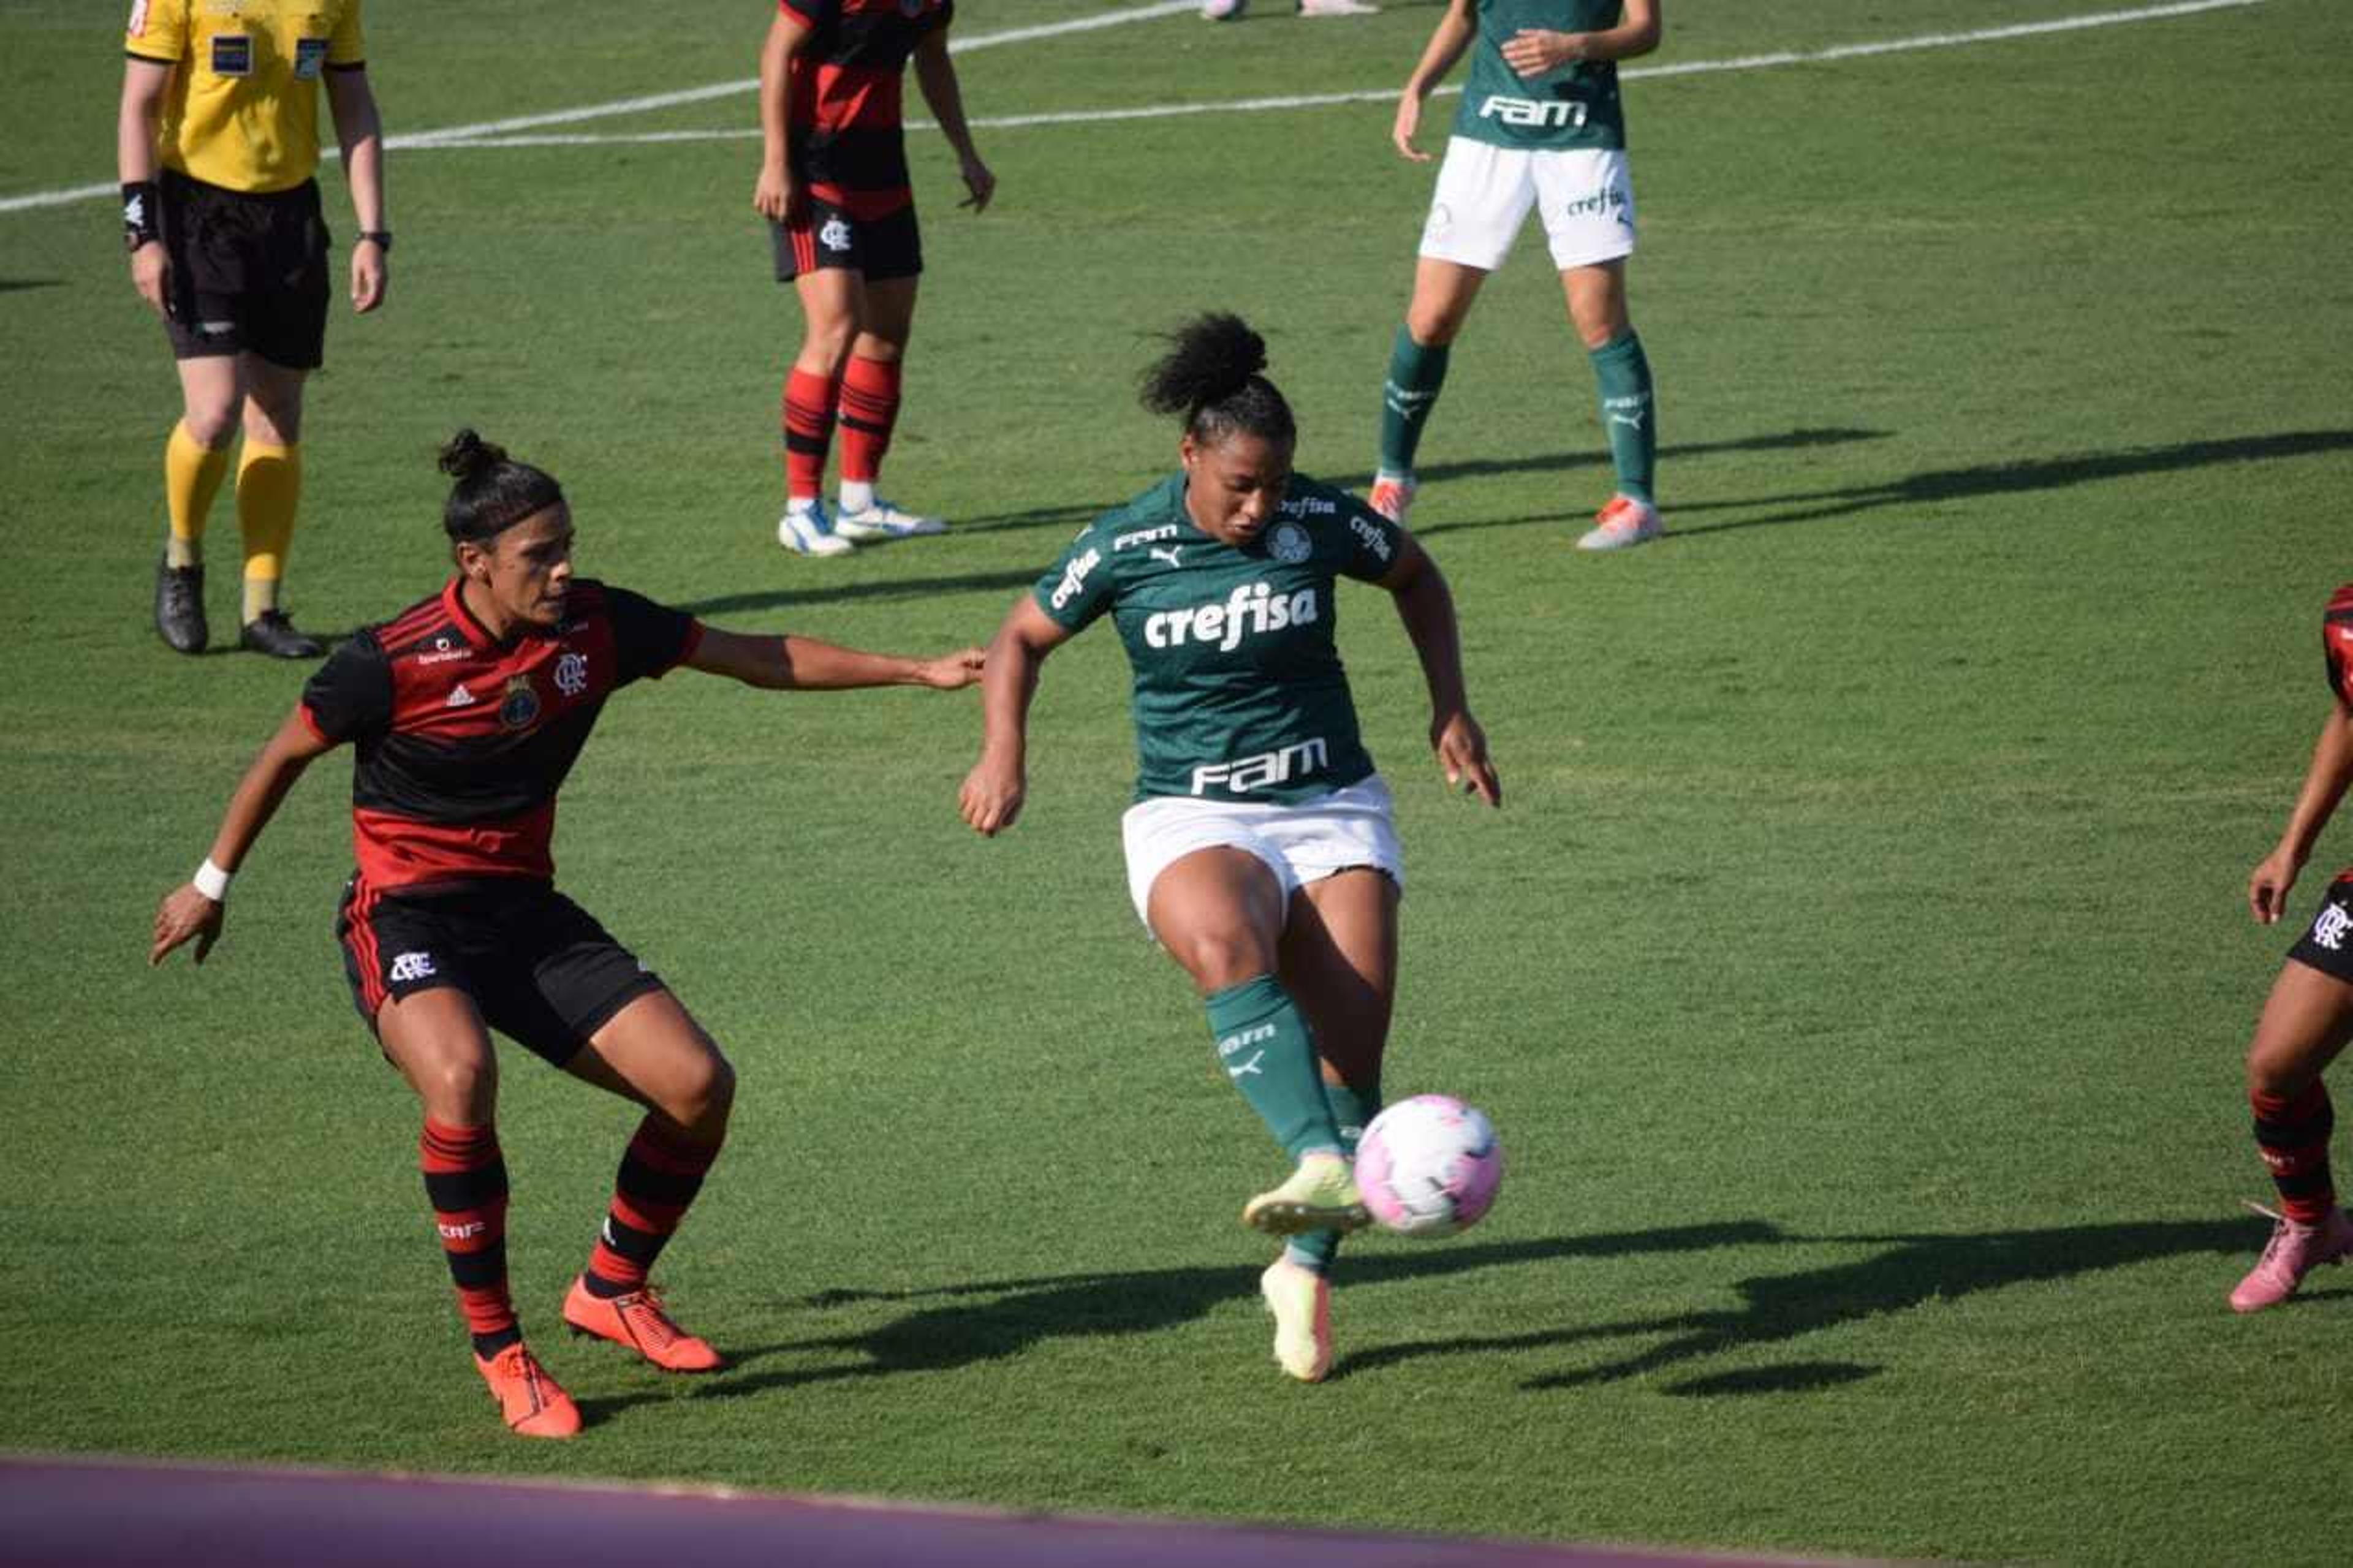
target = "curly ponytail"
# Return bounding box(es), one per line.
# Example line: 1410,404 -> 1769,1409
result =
1139,313 -> 1295,449
438,428 -> 564,548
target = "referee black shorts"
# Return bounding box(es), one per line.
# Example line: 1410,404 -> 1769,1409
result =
159,169 -> 332,370
2287,875 -> 2353,985
336,877 -> 667,1069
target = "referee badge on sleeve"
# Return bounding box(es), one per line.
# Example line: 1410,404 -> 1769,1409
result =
294,37 -> 328,78
210,34 -> 254,77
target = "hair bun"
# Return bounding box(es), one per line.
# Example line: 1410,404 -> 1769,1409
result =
1139,312 -> 1269,417
437,428 -> 508,483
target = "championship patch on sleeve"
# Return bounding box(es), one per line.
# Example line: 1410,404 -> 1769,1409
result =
210,34 -> 252,76
294,37 -> 328,78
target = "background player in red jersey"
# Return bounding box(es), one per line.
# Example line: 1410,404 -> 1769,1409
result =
149,430 -> 982,1438
2230,585 -> 2353,1312
752,0 -> 994,556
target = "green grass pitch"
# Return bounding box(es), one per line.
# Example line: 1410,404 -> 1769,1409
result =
4,1 -> 2352,1561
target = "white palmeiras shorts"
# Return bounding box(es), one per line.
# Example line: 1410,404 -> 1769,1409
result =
1120,775 -> 1404,930
1419,139 -> 1637,272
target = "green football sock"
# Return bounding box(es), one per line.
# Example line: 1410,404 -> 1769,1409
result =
1287,1072 -> 1382,1275
1378,325 -> 1450,479
1588,330 -> 1656,504
1206,975 -> 1343,1162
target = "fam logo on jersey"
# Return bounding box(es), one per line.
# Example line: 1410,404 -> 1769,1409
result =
1049,546 -> 1101,610
553,650 -> 589,697
819,218 -> 853,254
1267,521 -> 1312,564
1112,523 -> 1181,551
498,674 -> 541,730
1478,94 -> 1590,131
1191,737 -> 1330,797
1144,581 -> 1318,652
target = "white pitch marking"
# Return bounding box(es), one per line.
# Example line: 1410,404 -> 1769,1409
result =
0,0 -> 2269,211
420,0 -> 2276,151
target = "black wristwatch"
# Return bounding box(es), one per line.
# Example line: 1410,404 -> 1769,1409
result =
358,230 -> 393,252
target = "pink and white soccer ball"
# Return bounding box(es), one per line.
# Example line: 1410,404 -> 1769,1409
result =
1355,1094 -> 1504,1238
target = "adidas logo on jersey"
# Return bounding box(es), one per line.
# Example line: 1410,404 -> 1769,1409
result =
445,683 -> 478,708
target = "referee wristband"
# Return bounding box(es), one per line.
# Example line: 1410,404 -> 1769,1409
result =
192,858 -> 233,903
123,181 -> 162,251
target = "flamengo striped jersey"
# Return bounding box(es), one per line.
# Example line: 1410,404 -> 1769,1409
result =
298,578 -> 702,890
779,0 -> 953,220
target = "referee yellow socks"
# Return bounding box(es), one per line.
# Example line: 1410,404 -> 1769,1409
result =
164,422 -> 231,569
236,441 -> 301,622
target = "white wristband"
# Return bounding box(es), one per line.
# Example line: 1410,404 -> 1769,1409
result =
192,858 -> 233,903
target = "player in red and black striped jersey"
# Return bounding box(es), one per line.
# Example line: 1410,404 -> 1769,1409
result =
2229,583 -> 2353,1312
150,430 -> 982,1438
754,0 -> 993,555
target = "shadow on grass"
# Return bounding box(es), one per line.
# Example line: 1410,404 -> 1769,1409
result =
1510,1217 -> 2257,1395
567,1215 -> 2276,1423
1656,428 -> 2353,540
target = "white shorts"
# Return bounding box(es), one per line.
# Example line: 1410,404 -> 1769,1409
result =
1120,776 -> 1404,930
1419,139 -> 1636,273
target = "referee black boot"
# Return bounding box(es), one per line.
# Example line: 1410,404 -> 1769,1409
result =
154,556 -> 207,655
240,610 -> 324,660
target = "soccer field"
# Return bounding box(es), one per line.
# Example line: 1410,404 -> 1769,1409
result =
4,1 -> 2352,1561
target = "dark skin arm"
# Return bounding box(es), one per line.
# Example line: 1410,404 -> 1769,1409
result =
958,596 -> 1072,836
1377,532 -> 1501,808
2251,702 -> 2353,924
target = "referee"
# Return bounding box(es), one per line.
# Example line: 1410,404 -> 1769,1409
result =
119,0 -> 390,659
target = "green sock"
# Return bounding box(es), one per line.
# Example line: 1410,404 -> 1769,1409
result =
1206,975 -> 1343,1161
1378,325 -> 1450,479
1588,330 -> 1656,503
1287,1072 -> 1382,1275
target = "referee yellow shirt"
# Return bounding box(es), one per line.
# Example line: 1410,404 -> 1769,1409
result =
125,0 -> 367,194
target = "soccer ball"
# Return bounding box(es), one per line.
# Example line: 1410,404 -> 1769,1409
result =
1200,0 -> 1246,19
1355,1094 -> 1504,1238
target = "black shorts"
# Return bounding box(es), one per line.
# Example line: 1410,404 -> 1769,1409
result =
336,878 -> 665,1068
2287,875 -> 2353,985
159,169 -> 331,369
770,197 -> 923,282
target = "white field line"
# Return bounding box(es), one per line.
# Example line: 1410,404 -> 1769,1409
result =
400,0 -> 2278,150
0,0 -> 1194,214
0,0 -> 2265,211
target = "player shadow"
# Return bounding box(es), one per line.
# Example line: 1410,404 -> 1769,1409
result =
1495,1216 -> 2259,1396
611,1221 -> 1783,1414
0,278 -> 65,294
1653,428 -> 2353,540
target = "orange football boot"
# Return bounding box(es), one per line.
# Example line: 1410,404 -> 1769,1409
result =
562,1276 -> 725,1372
474,1343 -> 581,1439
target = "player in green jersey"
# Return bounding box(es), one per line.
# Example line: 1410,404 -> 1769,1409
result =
960,314 -> 1499,1382
1373,0 -> 1665,551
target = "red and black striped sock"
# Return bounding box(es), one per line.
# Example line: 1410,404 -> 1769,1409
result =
2253,1081 -> 2336,1224
837,355 -> 903,485
582,1116 -> 724,1298
419,1118 -> 519,1357
781,366 -> 840,503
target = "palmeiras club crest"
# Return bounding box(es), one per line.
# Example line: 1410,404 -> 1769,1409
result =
1268,521 -> 1312,564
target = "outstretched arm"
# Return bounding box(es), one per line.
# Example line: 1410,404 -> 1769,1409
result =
2251,702 -> 2353,924
151,709 -> 338,966
1379,536 -> 1501,808
684,626 -> 983,691
912,28 -> 993,213
960,596 -> 1073,835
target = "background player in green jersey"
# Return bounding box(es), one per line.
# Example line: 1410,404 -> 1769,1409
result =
959,314 -> 1499,1383
1373,0 -> 1664,551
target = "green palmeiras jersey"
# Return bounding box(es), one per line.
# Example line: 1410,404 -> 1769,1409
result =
1453,0 -> 1629,151
1034,471 -> 1406,805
